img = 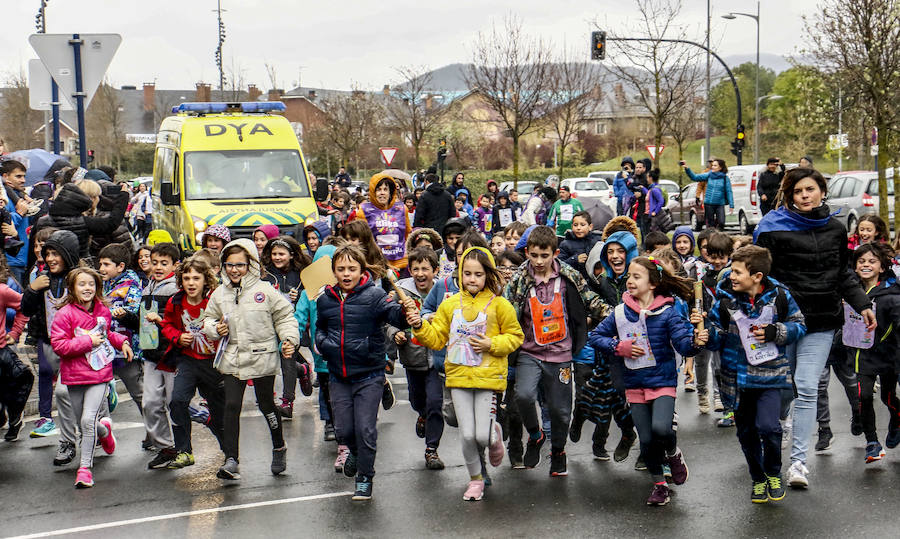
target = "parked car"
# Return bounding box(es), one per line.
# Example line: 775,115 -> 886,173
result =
498,180 -> 540,197
827,171 -> 895,233
587,170 -> 619,182
559,177 -> 616,213
670,182 -> 705,231
657,179 -> 681,216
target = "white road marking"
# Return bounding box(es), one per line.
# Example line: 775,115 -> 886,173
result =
10,491 -> 353,539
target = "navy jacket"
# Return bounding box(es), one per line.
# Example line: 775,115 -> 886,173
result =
559,229 -> 603,281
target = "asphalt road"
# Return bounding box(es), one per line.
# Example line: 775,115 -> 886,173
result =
2,368 -> 899,538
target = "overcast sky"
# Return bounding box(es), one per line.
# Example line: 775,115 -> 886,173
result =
1,0 -> 814,91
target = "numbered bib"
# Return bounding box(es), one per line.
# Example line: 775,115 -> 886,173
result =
842,302 -> 875,349
615,304 -> 656,370
77,319 -> 116,371
559,204 -> 574,222
732,307 -> 779,365
499,208 -> 513,227
213,314 -> 230,370
44,290 -> 64,336
446,295 -> 493,367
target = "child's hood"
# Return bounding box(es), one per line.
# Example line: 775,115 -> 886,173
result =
42,230 -> 80,272
599,230 -> 639,278
407,227 -> 443,252
396,277 -> 426,300
601,216 -> 640,241
867,277 -> 900,301
458,246 -> 496,285
586,240 -> 606,284
622,292 -> 673,315
219,238 -> 261,289
671,226 -> 696,254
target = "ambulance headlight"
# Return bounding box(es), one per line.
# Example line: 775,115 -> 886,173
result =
304,215 -> 318,227
193,217 -> 208,233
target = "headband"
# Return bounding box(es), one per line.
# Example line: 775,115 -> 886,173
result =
269,238 -> 292,251
646,256 -> 665,277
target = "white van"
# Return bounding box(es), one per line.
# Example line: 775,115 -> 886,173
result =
726,164 -> 768,235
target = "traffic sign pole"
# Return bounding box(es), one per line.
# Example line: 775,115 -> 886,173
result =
70,34 -> 87,166
51,78 -> 60,154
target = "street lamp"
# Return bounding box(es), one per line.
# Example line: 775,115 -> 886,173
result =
722,1 -> 761,163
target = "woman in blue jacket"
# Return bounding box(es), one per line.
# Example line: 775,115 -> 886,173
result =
682,159 -> 733,230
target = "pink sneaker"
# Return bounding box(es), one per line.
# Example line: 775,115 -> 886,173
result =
75,467 -> 93,488
334,445 -> 350,473
98,418 -> 116,455
489,422 -> 505,467
463,479 -> 485,501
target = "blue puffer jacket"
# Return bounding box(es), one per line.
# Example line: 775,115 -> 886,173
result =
315,271 -> 409,380
589,293 -> 699,389
707,274 -> 806,410
613,157 -> 634,202
421,274 -> 459,372
685,168 -> 734,208
295,245 -> 337,374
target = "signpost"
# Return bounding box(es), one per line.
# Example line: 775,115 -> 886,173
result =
379,147 -> 398,167
29,33 -> 121,165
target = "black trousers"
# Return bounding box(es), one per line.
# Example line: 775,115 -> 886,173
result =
735,388 -> 783,482
858,372 -> 900,443
222,374 -> 283,461
170,357 -> 225,453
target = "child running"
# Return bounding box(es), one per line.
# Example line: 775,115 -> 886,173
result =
589,256 -> 707,506
50,268 -> 133,488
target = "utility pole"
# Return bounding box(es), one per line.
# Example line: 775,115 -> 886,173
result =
36,0 -> 60,154
705,0 -> 711,166
214,0 -> 227,94
838,89 -> 843,171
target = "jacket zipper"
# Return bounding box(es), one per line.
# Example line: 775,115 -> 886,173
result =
340,297 -> 347,377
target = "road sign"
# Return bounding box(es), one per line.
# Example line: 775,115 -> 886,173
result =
871,144 -> 879,157
828,133 -> 848,151
29,33 -> 121,109
645,145 -> 664,159
28,59 -> 72,111
379,147 -> 398,167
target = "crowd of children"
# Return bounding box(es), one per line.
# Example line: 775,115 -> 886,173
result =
2,167 -> 899,511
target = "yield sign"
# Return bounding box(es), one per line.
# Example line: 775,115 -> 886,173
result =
29,33 -> 122,109
379,147 -> 398,167
645,144 -> 665,159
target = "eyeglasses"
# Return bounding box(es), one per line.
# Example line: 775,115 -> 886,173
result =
498,265 -> 517,272
224,262 -> 248,270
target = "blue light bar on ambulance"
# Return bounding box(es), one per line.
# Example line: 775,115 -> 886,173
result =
172,102 -> 286,114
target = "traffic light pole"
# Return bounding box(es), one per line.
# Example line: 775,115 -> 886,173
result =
604,36 -> 743,164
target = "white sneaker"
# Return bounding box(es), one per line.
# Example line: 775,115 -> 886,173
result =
713,395 -> 724,413
786,461 -> 809,489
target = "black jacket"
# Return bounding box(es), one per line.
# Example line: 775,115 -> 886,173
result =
757,166 -> 785,213
90,181 -> 133,258
22,230 -> 81,342
414,182 -> 456,231
756,205 -> 871,332
559,230 -> 603,281
848,279 -> 900,375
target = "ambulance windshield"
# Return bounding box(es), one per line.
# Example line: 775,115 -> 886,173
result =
183,150 -> 311,199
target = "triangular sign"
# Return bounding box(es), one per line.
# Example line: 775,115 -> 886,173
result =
379,147 -> 398,167
29,33 -> 122,110
645,144 -> 665,159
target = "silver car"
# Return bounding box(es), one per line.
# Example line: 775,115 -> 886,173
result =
827,171 -> 894,233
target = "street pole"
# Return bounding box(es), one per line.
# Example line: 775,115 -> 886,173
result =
705,0 -> 711,165
838,89 -> 843,171
754,1 -> 759,164
69,34 -> 88,167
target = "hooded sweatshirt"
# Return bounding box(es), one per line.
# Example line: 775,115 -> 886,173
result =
414,180 -> 456,231
22,230 -> 81,342
354,172 -> 412,271
591,230 -> 639,305
436,218 -> 469,280
559,228 -> 604,281
304,220 -> 331,254
671,225 -> 696,265
614,157 -> 635,203
492,191 -> 517,233
685,167 -> 734,208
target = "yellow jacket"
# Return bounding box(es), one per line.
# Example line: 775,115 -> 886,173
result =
414,288 -> 523,392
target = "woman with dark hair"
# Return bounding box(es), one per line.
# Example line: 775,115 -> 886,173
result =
753,167 -> 874,490
447,172 -> 467,198
681,158 -> 733,230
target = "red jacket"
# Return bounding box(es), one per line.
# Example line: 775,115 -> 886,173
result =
160,291 -> 216,361
51,300 -> 128,385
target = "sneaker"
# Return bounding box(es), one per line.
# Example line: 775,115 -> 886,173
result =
786,461 -> 809,488
684,377 -> 696,392
352,475 -> 373,501
713,395 -> 724,412
74,467 -> 94,489
334,445 -> 350,472
865,441 -> 885,463
148,448 -> 178,469
188,405 -> 210,425
766,474 -> 786,501
592,443 -> 611,461
489,423 -> 505,467
666,448 -> 689,485
343,452 -> 358,478
851,414 -> 863,436
324,423 -> 336,442
646,483 -> 670,506
30,418 -> 59,438
568,412 -> 585,443
698,394 -> 710,415
885,429 -> 900,449
107,379 -> 118,413
142,436 -> 156,451
815,427 -> 833,452
672,412 -> 679,432
463,479 -> 485,501
549,450 -> 567,476
382,379 -> 395,410
634,455 -> 647,471
217,457 -> 240,480
425,448 -> 445,470
717,412 -> 735,428
751,480 -> 768,503
614,432 -> 636,462
509,448 -> 525,469
297,362 -> 314,397
662,464 -> 672,482
4,418 -> 22,441
271,446 -> 287,475
524,431 -> 545,468
483,467 -> 492,487
98,418 -> 116,455
168,452 -> 195,469
278,398 -> 293,421
54,441 -> 76,466
415,415 -> 426,439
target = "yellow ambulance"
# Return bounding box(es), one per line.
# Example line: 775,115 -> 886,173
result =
151,102 -> 324,252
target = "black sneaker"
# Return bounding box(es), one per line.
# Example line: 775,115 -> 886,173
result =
217,457 -> 240,480
324,422 -> 336,442
425,448 -> 445,470
614,431 -> 637,462
148,448 -> 178,469
751,481 -> 768,504
886,429 -> 900,449
766,474 -> 786,501
343,452 -> 358,478
569,412 -> 585,443
549,450 -> 568,476
815,427 -> 833,452
297,361 -> 314,397
523,431 -> 545,468
592,442 -> 611,461
53,441 -> 76,466
415,415 -> 426,439
509,451 -> 525,469
271,446 -> 287,475
141,436 -> 156,451
4,418 -> 22,441
382,379 -> 395,410
634,455 -> 647,471
352,475 -> 373,501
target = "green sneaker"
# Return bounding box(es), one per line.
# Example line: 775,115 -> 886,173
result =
167,452 -> 195,469
751,481 -> 768,503
107,380 -> 118,413
766,474 -> 785,501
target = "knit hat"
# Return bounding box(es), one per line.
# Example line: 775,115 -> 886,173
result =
254,224 -> 280,240
202,224 -> 231,246
147,229 -> 174,246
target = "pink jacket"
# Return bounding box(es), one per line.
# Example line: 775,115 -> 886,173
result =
0,284 -> 27,347
51,300 -> 128,385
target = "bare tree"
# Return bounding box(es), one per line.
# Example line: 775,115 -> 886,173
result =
599,0 -> 705,165
545,48 -> 601,179
464,15 -> 551,184
264,62 -> 279,91
384,65 -> 442,168
0,69 -> 44,151
664,94 -> 705,221
317,88 -> 383,169
222,57 -> 247,101
86,81 -> 127,170
805,0 -> 900,226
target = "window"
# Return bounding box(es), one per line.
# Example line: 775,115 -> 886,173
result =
153,146 -> 176,193
828,177 -> 845,198
836,177 -> 857,199
866,178 -> 895,196
595,122 -> 608,135
639,120 -> 650,133
183,150 -> 311,200
574,180 -> 609,191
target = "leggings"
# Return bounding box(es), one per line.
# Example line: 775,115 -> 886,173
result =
630,396 -> 676,481
67,384 -> 109,469
450,388 -> 497,477
858,372 -> 900,443
222,375 -> 283,461
113,360 -> 144,415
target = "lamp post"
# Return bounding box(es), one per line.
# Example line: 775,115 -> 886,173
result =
722,1 -> 760,163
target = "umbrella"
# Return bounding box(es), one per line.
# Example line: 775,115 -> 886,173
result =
380,169 -> 411,181
579,197 -> 614,232
7,148 -> 69,186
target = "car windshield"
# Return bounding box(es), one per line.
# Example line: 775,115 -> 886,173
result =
518,183 -> 537,195
574,180 -> 609,191
184,150 -> 310,200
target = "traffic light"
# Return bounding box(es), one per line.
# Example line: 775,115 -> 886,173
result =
87,149 -> 95,164
736,124 -> 746,148
730,139 -> 740,157
591,31 -> 607,60
437,137 -> 448,162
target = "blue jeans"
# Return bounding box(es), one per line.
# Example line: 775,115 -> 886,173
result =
406,367 -> 444,449
735,388 -> 783,481
330,372 -> 384,478
786,330 -> 835,465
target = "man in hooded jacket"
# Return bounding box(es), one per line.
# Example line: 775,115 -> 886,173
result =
413,173 -> 455,231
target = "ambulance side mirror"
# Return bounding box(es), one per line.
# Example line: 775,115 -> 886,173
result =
314,178 -> 329,202
160,182 -> 179,206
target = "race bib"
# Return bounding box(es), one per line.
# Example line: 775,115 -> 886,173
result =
842,302 -> 875,349
615,304 -> 656,370
732,307 -> 779,365
213,314 -> 230,370
499,208 -> 513,227
560,204 -> 574,222
77,318 -> 116,371
44,290 -> 63,336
